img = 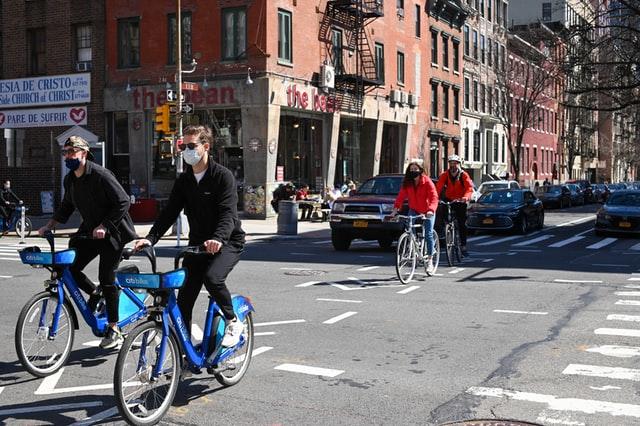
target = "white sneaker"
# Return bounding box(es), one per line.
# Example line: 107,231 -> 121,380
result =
221,319 -> 244,347
425,256 -> 435,275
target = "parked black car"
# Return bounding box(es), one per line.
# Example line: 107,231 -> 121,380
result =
329,174 -> 407,251
565,183 -> 586,206
595,190 -> 640,236
466,189 -> 544,234
567,179 -> 594,203
534,185 -> 572,208
592,183 -> 610,203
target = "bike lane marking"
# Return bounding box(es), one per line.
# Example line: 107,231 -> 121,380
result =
512,235 -> 554,247
254,319 -> 306,327
274,363 -> 344,377
316,298 -> 363,303
397,286 -> 420,294
477,235 -> 522,246
549,236 -> 586,248
323,311 -> 358,324
493,309 -> 548,315
586,238 -> 617,250
35,368 -> 112,395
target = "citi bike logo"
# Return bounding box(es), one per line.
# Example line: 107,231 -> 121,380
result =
176,317 -> 189,340
73,289 -> 86,309
25,254 -> 41,261
125,276 -> 148,285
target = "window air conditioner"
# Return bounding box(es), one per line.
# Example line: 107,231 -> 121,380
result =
408,93 -> 419,107
320,64 -> 335,89
76,61 -> 92,72
397,8 -> 405,18
390,89 -> 401,104
400,91 -> 408,105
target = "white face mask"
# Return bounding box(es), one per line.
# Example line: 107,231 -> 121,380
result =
182,148 -> 202,166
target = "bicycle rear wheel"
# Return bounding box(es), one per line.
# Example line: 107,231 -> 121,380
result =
214,312 -> 254,386
114,321 -> 180,426
395,232 -> 416,284
15,291 -> 74,377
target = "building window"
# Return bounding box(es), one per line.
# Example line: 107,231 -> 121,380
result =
223,8 -> 247,61
27,28 -> 46,75
480,83 -> 485,113
375,43 -> 385,82
464,77 -> 470,109
542,3 -> 552,21
442,35 -> 449,68
453,41 -> 459,72
473,131 -> 481,162
397,51 -> 405,84
463,25 -> 470,56
117,18 -> 140,68
431,31 -> 438,64
168,12 -> 192,65
397,0 -> 405,9
488,0 -> 493,22
472,30 -> 478,60
464,128 -> 470,161
487,37 -> 492,67
443,86 -> 450,120
493,133 -> 499,162
494,40 -> 499,69
503,1 -> 508,27
332,29 -> 343,74
453,88 -> 460,120
499,44 -> 505,71
75,24 -> 92,63
415,4 -> 421,38
487,87 -> 493,115
496,0 -> 501,25
431,84 -> 438,117
480,0 -> 485,17
473,80 -> 478,111
480,35 -> 485,64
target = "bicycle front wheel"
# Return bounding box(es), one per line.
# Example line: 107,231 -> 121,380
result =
215,312 -> 254,386
15,217 -> 32,238
15,291 -> 74,377
425,230 -> 440,276
114,321 -> 181,426
445,224 -> 456,267
395,233 -> 416,284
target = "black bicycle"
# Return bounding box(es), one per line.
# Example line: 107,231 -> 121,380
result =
0,202 -> 31,238
439,201 -> 464,267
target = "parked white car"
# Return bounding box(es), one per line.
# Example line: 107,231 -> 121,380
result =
472,180 -> 521,202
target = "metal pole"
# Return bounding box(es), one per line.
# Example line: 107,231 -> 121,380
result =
19,205 -> 26,244
175,0 -> 183,247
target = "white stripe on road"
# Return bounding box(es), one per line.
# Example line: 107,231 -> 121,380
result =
0,275 -> 12,278
536,414 -> 585,426
628,277 -> 640,281
615,292 -> 640,297
347,277 -> 368,285
595,328 -> 640,337
467,386 -> 640,418
359,255 -> 384,259
274,363 -> 344,377
280,267 -> 312,271
615,300 -> 640,306
482,258 -> 494,263
587,238 -> 617,249
630,242 -> 640,251
255,319 -> 306,327
357,266 -> 380,272
608,314 -> 640,322
312,240 -> 332,245
625,285 -> 640,289
397,285 -> 420,294
555,216 -> 596,228
493,309 -> 548,315
449,268 -> 465,274
512,235 -> 554,247
586,345 -> 640,358
254,332 -> 276,336
507,252 -> 517,256
549,236 -> 586,248
0,257 -> 20,261
295,281 -> 320,288
251,346 -> 274,357
554,279 -> 603,284
289,252 -> 314,256
477,236 -> 521,246
71,407 -> 118,426
563,364 -> 640,381
316,298 -> 363,303
35,368 -> 112,395
323,311 -> 358,324
0,402 -> 103,417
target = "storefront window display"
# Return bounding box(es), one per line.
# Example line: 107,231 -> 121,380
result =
335,119 -> 361,188
277,115 -> 324,191
380,124 -> 402,174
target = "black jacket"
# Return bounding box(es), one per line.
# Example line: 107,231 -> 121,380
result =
53,161 -> 137,248
146,157 -> 245,248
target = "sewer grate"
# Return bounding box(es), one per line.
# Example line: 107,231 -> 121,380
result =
283,270 -> 326,276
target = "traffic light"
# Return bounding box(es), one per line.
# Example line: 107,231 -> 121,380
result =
155,104 -> 170,134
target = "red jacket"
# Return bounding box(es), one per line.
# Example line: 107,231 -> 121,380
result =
393,175 -> 439,214
435,170 -> 474,202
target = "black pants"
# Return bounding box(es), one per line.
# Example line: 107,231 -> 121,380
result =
299,204 -> 313,220
69,238 -> 123,323
435,203 -> 469,246
0,205 -> 12,221
178,245 -> 242,329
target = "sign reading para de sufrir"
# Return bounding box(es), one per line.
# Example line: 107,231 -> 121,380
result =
0,73 -> 91,108
0,106 -> 87,128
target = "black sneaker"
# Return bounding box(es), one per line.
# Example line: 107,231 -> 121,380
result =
99,327 -> 124,349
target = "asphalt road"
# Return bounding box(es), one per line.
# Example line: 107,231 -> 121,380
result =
1,204 -> 640,425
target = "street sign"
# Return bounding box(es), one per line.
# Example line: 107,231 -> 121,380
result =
168,103 -> 194,114
166,90 -> 185,102
182,82 -> 199,91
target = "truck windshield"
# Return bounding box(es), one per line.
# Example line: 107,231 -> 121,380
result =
357,177 -> 402,195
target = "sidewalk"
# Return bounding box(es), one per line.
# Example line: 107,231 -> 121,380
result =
26,211 -> 330,243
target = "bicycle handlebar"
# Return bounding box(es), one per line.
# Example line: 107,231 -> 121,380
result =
173,245 -> 209,270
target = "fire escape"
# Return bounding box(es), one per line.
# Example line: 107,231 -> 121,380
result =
319,0 -> 384,114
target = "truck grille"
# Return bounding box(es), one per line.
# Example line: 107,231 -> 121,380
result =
344,205 -> 380,214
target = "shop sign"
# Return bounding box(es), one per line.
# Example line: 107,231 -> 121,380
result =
132,86 -> 236,109
0,73 -> 91,108
286,84 -> 338,113
276,166 -> 284,182
0,105 -> 87,128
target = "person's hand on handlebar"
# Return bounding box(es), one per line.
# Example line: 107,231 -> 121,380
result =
426,211 -> 434,217
204,239 -> 223,254
390,208 -> 398,217
132,238 -> 152,252
93,224 -> 107,239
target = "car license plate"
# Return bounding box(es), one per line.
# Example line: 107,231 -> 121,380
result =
353,220 -> 368,228
482,218 -> 494,225
619,221 -> 631,228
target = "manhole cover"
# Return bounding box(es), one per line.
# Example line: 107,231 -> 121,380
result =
442,421 -> 542,426
283,270 -> 326,276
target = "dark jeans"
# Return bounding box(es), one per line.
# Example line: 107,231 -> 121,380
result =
178,245 -> 242,329
435,202 -> 469,246
299,203 -> 313,220
69,237 -> 123,323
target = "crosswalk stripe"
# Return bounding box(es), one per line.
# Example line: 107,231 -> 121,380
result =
548,236 -> 586,248
595,327 -> 640,337
512,235 -> 554,247
630,242 -> 640,251
477,235 -> 521,246
586,345 -> 640,358
586,238 -> 617,249
563,363 -> 640,381
615,292 -> 640,297
615,300 -> 640,306
607,314 -> 640,322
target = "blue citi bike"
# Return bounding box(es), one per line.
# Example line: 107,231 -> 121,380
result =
15,231 -> 150,377
1,202 -> 32,238
113,245 -> 255,426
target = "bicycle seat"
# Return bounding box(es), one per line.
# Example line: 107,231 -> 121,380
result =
116,268 -> 187,290
116,264 -> 140,275
19,247 -> 76,266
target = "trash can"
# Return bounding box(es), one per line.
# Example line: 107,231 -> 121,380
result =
277,200 -> 298,235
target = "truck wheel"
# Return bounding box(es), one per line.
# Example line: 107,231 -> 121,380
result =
331,232 -> 351,251
378,238 -> 393,250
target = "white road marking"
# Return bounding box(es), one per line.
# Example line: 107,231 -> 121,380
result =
280,267 -> 312,270
312,240 -> 332,245
323,311 -> 358,324
625,285 -> 640,289
254,332 -> 276,336
295,281 -> 320,288
0,402 -> 103,417
629,242 -> 640,251
467,235 -> 490,242
0,275 -> 12,278
553,279 -> 603,284
512,235 -> 554,247
493,309 -> 548,315
590,385 -> 622,391
347,276 -> 368,285
397,285 -> 420,294
615,292 -> 640,297
274,363 -> 344,377
357,266 -> 380,272
467,386 -> 640,418
82,340 -> 101,347
35,368 -> 113,395
289,252 -> 314,256
587,345 -> 640,358
71,407 -> 119,426
595,328 -> 640,337
359,255 -> 384,259
255,319 -> 306,327
316,298 -> 363,303
0,257 -> 20,261
615,300 -> 640,306
608,314 -> 640,322
449,268 -> 465,274
555,216 -> 596,228
628,277 -> 640,281
549,236 -> 586,248
536,414 -> 585,426
506,252 -> 517,256
477,236 -> 521,246
330,282 -> 404,291
510,249 -> 542,252
251,346 -> 273,357
587,238 -> 617,249
563,364 -> 640,381
482,258 -> 494,263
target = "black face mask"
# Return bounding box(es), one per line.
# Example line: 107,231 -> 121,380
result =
407,171 -> 421,179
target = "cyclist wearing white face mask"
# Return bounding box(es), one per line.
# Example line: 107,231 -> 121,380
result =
133,125 -> 246,347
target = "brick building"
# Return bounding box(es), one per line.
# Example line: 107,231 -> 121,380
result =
104,0 -> 470,218
0,0 -> 105,215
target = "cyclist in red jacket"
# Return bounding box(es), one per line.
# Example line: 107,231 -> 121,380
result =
391,162 -> 439,273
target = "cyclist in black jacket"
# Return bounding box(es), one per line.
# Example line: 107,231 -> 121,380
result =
134,125 -> 246,347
